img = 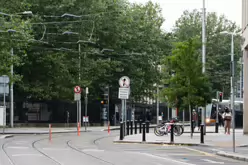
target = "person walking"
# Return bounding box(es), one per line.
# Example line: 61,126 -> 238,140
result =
222,107 -> 232,134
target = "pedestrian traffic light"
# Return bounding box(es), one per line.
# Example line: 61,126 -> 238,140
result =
219,92 -> 223,102
101,100 -> 108,104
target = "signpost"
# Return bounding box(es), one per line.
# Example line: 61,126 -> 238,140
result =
118,76 -> 130,136
74,86 -> 82,127
85,87 -> 89,131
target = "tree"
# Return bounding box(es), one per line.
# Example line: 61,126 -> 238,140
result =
173,10 -> 242,98
160,37 -> 212,111
1,0 -> 170,103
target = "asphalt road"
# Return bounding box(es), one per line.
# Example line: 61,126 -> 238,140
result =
0,131 -> 247,165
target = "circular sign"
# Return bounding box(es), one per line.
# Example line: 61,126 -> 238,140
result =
74,86 -> 82,93
119,76 -> 130,88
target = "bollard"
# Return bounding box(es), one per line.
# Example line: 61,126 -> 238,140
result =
146,121 -> 149,133
134,120 -> 138,134
49,124 -> 52,142
120,122 -> 124,140
130,121 -> 133,135
127,120 -> 130,135
142,123 -> 146,142
191,120 -> 194,133
200,124 -> 204,143
77,122 -> 80,136
139,120 -> 142,133
170,124 -> 174,143
215,122 -> 219,133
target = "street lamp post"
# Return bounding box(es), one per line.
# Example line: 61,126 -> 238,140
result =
201,0 -> 207,134
220,30 -> 241,152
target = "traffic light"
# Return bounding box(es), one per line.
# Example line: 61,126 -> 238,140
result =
101,100 -> 108,104
219,92 -> 223,102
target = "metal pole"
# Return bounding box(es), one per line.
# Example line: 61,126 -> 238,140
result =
121,99 -> 125,135
10,48 -> 14,128
167,106 -> 169,120
231,33 -> 236,152
85,94 -> 88,131
3,77 -> 6,134
201,0 -> 206,133
107,86 -> 110,124
78,43 -> 81,127
124,99 -> 127,135
156,86 -> 159,125
77,100 -> 79,124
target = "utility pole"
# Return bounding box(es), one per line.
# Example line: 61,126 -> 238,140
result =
156,86 -> 159,125
78,43 -> 81,127
231,33 -> 236,152
201,0 -> 206,133
10,48 -> 14,128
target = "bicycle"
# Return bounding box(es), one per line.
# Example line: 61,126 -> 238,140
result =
154,118 -> 184,136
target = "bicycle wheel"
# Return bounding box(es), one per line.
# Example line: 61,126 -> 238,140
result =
154,125 -> 166,136
173,125 -> 184,136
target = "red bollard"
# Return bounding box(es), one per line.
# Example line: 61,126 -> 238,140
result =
77,122 -> 80,136
49,124 -> 52,142
108,121 -> 110,135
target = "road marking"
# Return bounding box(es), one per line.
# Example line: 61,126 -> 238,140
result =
82,149 -> 104,152
202,159 -> 224,164
133,152 -> 196,165
7,146 -> 29,149
183,147 -> 214,156
12,154 -> 42,157
42,148 -> 70,151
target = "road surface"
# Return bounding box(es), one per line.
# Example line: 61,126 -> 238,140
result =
0,131 -> 246,165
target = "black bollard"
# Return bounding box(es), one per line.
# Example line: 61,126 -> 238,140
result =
139,120 -> 142,133
191,120 -> 194,133
120,122 -> 124,140
200,124 -> 204,143
127,120 -> 130,135
215,122 -> 219,133
134,120 -> 138,134
170,124 -> 174,143
130,121 -> 133,135
146,121 -> 149,133
142,123 -> 146,142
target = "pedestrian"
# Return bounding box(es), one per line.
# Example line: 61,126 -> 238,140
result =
222,107 -> 232,134
197,108 -> 202,131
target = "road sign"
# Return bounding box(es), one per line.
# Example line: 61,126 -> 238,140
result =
74,86 -> 81,93
0,76 -> 9,95
74,93 -> 81,101
119,76 -> 130,88
118,87 -> 130,99
83,116 -> 89,122
0,106 -> 6,126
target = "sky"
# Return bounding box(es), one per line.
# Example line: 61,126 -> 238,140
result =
128,0 -> 242,32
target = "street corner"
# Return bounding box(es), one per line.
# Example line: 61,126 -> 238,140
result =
0,134 -> 14,139
216,151 -> 248,162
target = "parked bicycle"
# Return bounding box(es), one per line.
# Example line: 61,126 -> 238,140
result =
154,117 -> 184,136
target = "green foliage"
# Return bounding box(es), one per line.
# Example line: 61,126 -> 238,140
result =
161,38 -> 212,110
0,0 -> 169,102
173,10 -> 242,98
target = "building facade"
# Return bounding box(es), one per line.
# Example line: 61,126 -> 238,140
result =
242,0 -> 248,134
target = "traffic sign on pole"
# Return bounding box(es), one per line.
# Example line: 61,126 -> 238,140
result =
119,76 -> 130,88
74,86 -> 82,93
118,87 -> 130,99
74,93 -> 81,101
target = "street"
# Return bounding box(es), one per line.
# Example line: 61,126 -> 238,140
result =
0,130 -> 246,165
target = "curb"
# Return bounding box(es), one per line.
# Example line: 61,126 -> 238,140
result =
2,130 -> 92,135
113,140 -> 210,147
216,151 -> 248,162
0,135 -> 14,139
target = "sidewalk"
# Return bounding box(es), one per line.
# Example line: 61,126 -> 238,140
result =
0,127 -> 97,134
114,126 -> 248,162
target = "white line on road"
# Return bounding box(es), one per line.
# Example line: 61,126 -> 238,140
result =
42,148 -> 70,151
12,154 -> 42,157
130,152 -> 196,165
7,146 -> 29,149
82,149 -> 104,152
202,159 -> 224,164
